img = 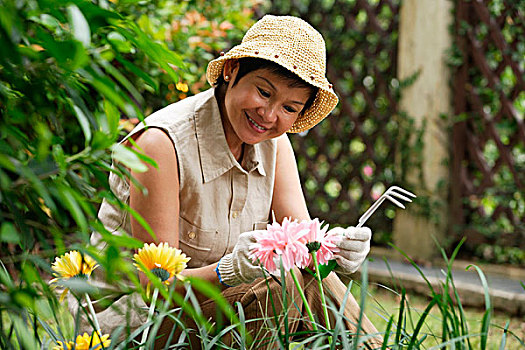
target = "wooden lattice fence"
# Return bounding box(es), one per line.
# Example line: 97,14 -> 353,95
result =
451,0 -> 524,264
267,0 -> 403,245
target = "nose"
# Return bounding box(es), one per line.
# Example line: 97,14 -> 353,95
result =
257,103 -> 278,124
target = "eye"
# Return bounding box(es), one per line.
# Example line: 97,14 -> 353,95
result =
284,105 -> 298,113
257,87 -> 270,98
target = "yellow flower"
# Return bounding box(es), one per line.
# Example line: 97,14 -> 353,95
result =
133,242 -> 190,285
176,81 -> 189,93
50,251 -> 98,301
53,331 -> 110,350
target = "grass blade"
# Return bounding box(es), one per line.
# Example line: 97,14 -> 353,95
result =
352,260 -> 368,350
389,244 -> 436,294
394,288 -> 406,347
407,296 -> 439,348
236,302 -> 247,350
498,320 -> 509,350
261,267 -> 286,349
380,316 -> 393,350
466,264 -> 491,350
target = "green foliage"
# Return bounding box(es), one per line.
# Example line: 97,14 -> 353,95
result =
0,0 -> 256,347
106,0 -> 256,113
373,240 -> 525,349
448,0 -> 525,265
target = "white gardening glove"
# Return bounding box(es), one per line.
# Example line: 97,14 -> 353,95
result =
329,226 -> 371,276
216,230 -> 266,287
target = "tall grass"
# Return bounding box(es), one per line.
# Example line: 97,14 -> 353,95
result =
1,241 -> 524,349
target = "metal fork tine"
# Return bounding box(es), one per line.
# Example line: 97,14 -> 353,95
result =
359,187 -> 409,223
390,186 -> 417,198
384,194 -> 406,209
387,190 -> 413,202
356,185 -> 415,228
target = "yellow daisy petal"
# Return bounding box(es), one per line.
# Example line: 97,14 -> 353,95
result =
51,251 -> 97,280
133,242 -> 190,284
50,251 -> 97,300
54,331 -> 110,350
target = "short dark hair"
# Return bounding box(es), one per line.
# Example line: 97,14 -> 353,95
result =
215,57 -> 318,116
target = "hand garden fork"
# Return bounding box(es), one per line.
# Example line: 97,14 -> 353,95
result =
356,186 -> 416,227
319,186 -> 416,279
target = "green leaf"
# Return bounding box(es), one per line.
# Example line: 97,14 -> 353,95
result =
55,183 -> 88,233
0,262 -> 14,289
37,14 -> 62,31
11,314 -> 39,349
111,144 -> 148,172
103,99 -> 120,137
97,56 -> 144,105
107,31 -> 133,53
79,66 -> 142,119
52,144 -> 67,172
113,22 -> 185,82
36,28 -> 88,70
67,4 -> 91,47
185,277 -> 241,331
126,138 -> 157,168
124,202 -> 156,241
499,320 -> 509,350
0,154 -> 16,172
0,222 -> 20,244
407,296 -> 439,348
60,277 -> 97,295
318,259 -> 338,280
16,163 -> 55,212
75,0 -> 121,30
91,130 -> 116,151
114,54 -> 159,92
467,264 -> 492,350
72,103 -> 92,145
21,263 -> 40,285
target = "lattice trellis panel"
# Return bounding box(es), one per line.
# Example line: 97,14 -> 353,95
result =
452,0 -> 525,264
268,0 -> 402,244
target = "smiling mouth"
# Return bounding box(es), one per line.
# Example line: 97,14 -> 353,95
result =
246,113 -> 268,132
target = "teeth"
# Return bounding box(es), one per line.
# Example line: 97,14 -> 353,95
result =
248,116 -> 267,131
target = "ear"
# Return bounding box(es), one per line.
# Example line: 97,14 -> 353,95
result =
223,59 -> 239,80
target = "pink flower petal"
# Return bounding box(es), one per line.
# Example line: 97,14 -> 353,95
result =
250,217 -> 341,273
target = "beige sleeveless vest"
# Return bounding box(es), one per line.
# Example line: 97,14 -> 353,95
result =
95,88 -> 277,268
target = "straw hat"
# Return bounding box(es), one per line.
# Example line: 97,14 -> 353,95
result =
206,15 -> 338,133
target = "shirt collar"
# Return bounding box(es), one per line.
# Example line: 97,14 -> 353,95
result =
195,89 -> 266,183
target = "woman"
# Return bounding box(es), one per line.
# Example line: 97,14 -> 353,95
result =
95,15 -> 382,348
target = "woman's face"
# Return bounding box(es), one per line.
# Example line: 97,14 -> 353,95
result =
221,61 -> 312,145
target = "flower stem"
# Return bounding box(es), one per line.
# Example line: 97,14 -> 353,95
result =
311,253 -> 332,344
84,293 -> 100,332
140,287 -> 158,349
289,268 -> 318,332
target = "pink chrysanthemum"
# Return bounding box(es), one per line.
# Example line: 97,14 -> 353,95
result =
301,218 -> 342,266
250,229 -> 280,273
250,217 -> 310,273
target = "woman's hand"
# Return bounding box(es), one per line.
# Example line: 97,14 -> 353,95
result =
216,230 -> 266,287
328,226 -> 371,275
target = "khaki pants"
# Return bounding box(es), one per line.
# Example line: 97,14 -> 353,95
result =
155,271 -> 383,349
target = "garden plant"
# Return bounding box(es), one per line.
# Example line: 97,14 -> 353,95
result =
0,0 -> 523,349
